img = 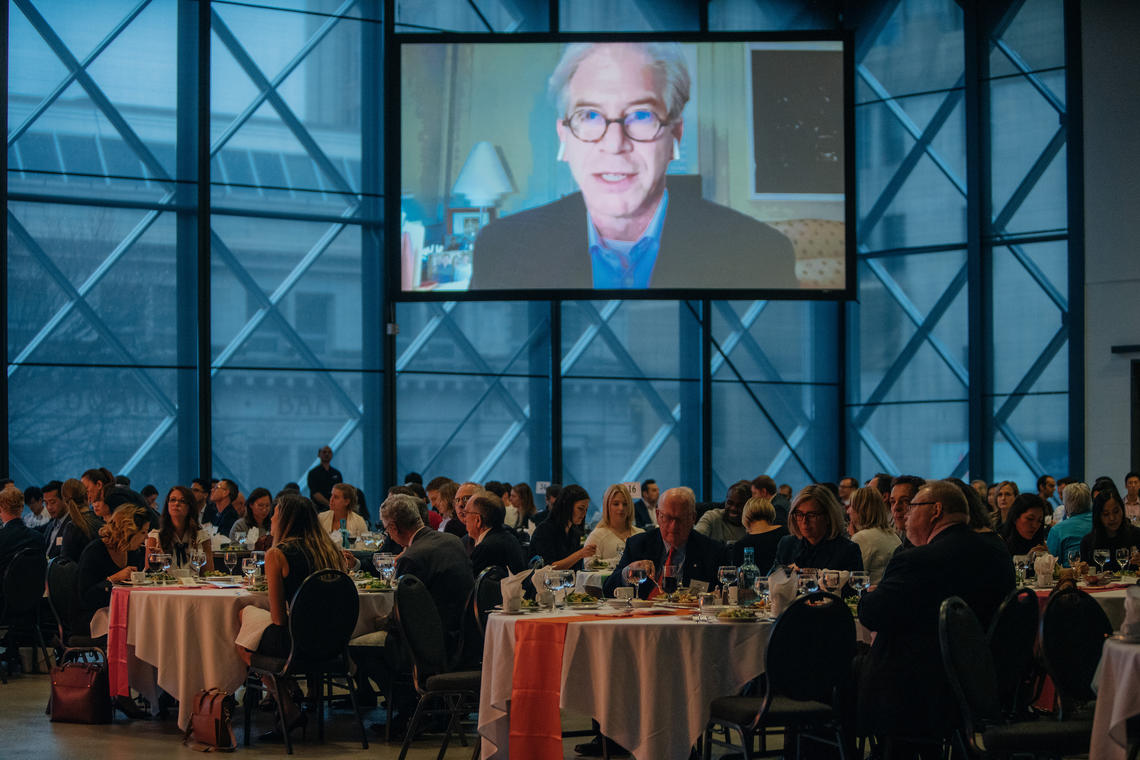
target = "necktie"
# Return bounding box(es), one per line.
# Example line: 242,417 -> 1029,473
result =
649,545 -> 674,599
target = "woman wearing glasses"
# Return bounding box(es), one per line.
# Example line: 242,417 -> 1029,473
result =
772,484 -> 863,572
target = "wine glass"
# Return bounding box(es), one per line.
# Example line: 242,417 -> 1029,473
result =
189,549 -> 206,578
147,551 -> 163,577
1115,547 -> 1130,572
799,568 -> 820,595
717,565 -> 737,602
542,571 -> 562,611
1093,549 -> 1110,575
753,577 -> 770,608
241,558 -> 258,585
223,551 -> 237,576
661,564 -> 680,595
1066,548 -> 1081,570
252,551 -> 266,577
850,571 -> 870,598
160,553 -> 173,579
1013,554 -> 1030,585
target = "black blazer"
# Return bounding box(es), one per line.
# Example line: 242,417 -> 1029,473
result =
633,500 -> 654,530
470,526 -> 526,576
857,522 -> 1015,736
0,519 -> 46,594
603,528 -> 727,599
396,528 -> 474,649
470,183 -> 797,291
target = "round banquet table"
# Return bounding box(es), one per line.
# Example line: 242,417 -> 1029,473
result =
478,607 -> 771,760
93,585 -> 391,730
1092,637 -> 1140,760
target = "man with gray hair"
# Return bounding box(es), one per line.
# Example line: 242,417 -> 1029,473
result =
1046,481 -> 1092,561
603,486 -> 727,599
470,42 -> 795,291
857,479 -> 1014,746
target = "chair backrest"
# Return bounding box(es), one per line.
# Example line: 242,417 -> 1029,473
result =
764,592 -> 855,705
940,595 -> 1002,752
3,547 -> 48,617
474,565 -> 506,635
394,574 -> 449,687
46,556 -> 82,640
1040,585 -> 1112,714
285,569 -> 359,666
986,587 -> 1040,718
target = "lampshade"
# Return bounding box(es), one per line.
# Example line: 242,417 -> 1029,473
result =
452,141 -> 514,207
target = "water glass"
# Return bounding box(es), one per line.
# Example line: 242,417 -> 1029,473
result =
542,572 -> 561,610
614,587 -> 635,607
753,577 -> 769,606
1116,547 -> 1130,571
160,553 -> 173,577
252,551 -> 266,576
850,571 -> 870,597
190,549 -> 207,578
799,568 -> 819,595
233,531 -> 247,548
1093,549 -> 1110,574
242,557 -> 258,584
697,592 -> 718,622
224,552 -> 237,575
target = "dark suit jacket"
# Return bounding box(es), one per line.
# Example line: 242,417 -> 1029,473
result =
396,528 -> 474,649
603,528 -> 727,599
633,500 -> 655,529
0,518 -> 47,595
857,522 -> 1015,736
469,526 -> 526,577
469,183 -> 798,291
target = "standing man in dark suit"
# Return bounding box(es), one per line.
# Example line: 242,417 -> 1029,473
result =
306,445 -> 342,510
857,479 -> 1014,747
604,486 -> 727,599
465,494 -> 526,576
632,478 -> 659,529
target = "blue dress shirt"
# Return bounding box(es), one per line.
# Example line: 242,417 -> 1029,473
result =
587,191 -> 668,288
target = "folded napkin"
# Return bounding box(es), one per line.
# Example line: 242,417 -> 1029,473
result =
769,567 -> 798,616
210,533 -> 228,550
501,568 -> 534,606
1034,554 -> 1056,588
246,527 -> 259,546
1122,586 -> 1140,637
203,523 -> 219,537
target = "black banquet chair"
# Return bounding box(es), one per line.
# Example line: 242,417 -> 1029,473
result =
985,586 -> 1040,720
242,569 -> 368,755
939,595 -> 1095,759
702,591 -> 856,760
393,573 -> 482,760
1040,584 -> 1112,720
1,548 -> 53,679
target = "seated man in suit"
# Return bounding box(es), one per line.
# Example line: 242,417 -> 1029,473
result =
632,478 -> 659,529
604,486 -> 727,599
469,42 -> 796,292
0,484 -> 47,667
465,493 -> 526,576
857,479 -> 1015,749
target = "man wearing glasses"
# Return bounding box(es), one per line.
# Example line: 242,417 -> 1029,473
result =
469,42 -> 796,290
857,480 -> 1014,749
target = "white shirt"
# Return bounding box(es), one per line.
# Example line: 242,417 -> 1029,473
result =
318,510 -> 368,537
584,524 -> 643,563
851,527 -> 902,585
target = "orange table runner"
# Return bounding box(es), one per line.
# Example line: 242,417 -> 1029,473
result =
507,609 -> 690,760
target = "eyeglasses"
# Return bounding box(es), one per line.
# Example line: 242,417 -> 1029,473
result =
907,501 -> 937,512
791,511 -> 826,523
562,108 -> 670,143
656,512 -> 690,526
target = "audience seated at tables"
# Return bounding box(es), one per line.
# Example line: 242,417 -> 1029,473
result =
730,496 -> 788,570
632,478 -> 659,530
77,504 -> 149,627
236,493 -> 351,742
228,486 -> 274,549
424,476 -> 452,530
507,481 -> 539,534
42,480 -> 70,559
694,480 -> 750,544
203,479 -> 242,537
441,482 -> 474,539
999,493 -> 1049,556
466,493 -> 526,576
145,485 -> 214,571
772,484 -> 863,572
1079,487 -> 1140,570
858,479 -> 1015,748
845,486 -> 900,585
59,478 -> 104,563
1047,481 -> 1092,563
317,483 -> 368,539
530,485 -> 596,571
947,477 -> 1007,554
604,486 -> 727,599
584,483 -> 643,565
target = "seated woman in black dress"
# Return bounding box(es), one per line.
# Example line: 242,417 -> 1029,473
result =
237,493 -> 348,736
1080,488 -> 1140,570
773,484 -> 863,572
731,496 -> 788,570
999,494 -> 1049,556
529,484 -> 597,570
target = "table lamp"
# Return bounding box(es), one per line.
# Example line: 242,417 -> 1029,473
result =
452,141 -> 514,227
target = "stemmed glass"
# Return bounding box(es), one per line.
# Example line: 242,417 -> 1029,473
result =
189,549 -> 207,579
373,553 -> 396,585
159,553 -> 173,581
241,558 -> 258,585
717,565 -> 737,603
1093,549 -> 1110,575
542,571 -> 562,611
1066,549 -> 1081,570
223,551 -> 238,576
251,551 -> 266,577
1115,547 -> 1130,573
799,568 -> 820,595
850,571 -> 870,598
147,551 -> 163,577
623,565 -> 650,602
558,569 -> 576,605
661,564 -> 680,595
1013,555 -> 1030,585
753,577 -> 770,608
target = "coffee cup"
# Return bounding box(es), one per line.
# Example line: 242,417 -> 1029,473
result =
130,571 -> 146,585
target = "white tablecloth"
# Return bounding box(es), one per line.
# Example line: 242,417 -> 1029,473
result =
478,609 -> 771,760
93,586 -> 391,730
1092,638 -> 1140,760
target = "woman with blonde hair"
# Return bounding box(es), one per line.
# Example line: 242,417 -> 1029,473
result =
585,483 -> 643,564
317,482 -> 368,538
773,484 -> 864,571
237,493 -> 349,739
77,505 -> 149,627
59,477 -> 104,563
846,486 -> 901,584
731,496 -> 789,569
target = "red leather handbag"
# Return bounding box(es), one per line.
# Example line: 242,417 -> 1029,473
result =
49,648 -> 113,724
183,688 -> 237,751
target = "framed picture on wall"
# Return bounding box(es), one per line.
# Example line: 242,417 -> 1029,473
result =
448,207 -> 492,241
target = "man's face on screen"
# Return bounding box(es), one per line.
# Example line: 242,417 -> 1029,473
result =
556,44 -> 681,240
